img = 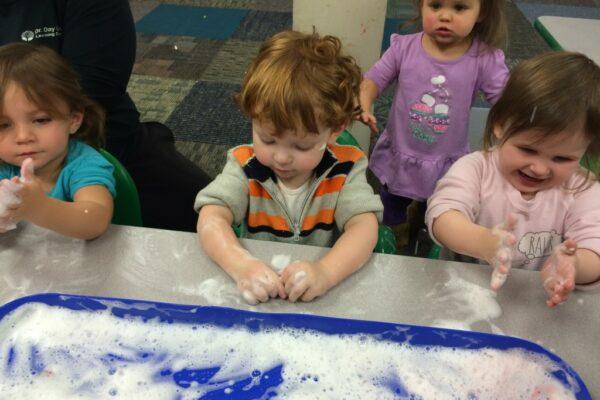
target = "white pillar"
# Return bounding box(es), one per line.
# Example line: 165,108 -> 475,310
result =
293,0 -> 387,153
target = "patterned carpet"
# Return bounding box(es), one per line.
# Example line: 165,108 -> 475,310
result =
127,0 -> 594,179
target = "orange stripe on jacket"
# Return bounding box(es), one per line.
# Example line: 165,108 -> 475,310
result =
329,144 -> 363,163
248,180 -> 272,199
301,209 -> 335,231
313,176 -> 345,197
233,146 -> 254,165
248,211 -> 289,231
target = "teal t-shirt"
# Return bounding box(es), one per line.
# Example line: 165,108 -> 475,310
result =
0,140 -> 116,201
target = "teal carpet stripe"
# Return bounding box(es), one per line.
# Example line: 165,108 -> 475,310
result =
136,4 -> 249,39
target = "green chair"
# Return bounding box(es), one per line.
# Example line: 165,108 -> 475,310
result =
582,154 -> 600,177
428,243 -> 442,259
336,129 -> 362,149
99,149 -> 143,227
375,224 -> 398,255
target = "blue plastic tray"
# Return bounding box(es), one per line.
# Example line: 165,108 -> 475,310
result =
0,293 -> 591,399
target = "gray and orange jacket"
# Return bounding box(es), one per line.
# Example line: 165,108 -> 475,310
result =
194,143 -> 383,247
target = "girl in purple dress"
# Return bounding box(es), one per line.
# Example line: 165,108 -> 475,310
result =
359,0 -> 509,248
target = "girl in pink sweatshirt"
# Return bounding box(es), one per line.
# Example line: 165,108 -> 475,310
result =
426,51 -> 600,307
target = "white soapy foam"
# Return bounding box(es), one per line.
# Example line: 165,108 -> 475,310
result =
490,267 -> 508,290
0,303 -> 579,399
293,271 -> 306,283
242,290 -> 257,305
178,278 -> 242,306
428,269 -> 503,333
270,254 -> 291,273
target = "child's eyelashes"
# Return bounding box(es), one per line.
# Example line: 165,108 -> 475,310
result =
257,135 -> 316,151
518,147 -> 536,155
552,156 -> 575,163
33,116 -> 51,124
426,1 -> 469,12
518,147 -> 577,163
258,136 -> 275,145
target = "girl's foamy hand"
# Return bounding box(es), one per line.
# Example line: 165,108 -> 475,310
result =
281,261 -> 332,302
0,178 -> 23,232
359,111 -> 379,135
541,240 -> 577,308
19,157 -> 34,183
488,214 -> 518,291
235,259 -> 285,305
8,158 -> 47,223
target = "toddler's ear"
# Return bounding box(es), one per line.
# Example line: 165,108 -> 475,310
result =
327,124 -> 346,144
492,124 -> 504,140
69,111 -> 84,135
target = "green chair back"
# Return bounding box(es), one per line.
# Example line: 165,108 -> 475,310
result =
582,154 -> 600,177
375,225 -> 398,255
336,129 -> 362,149
428,243 -> 442,259
99,149 -> 143,227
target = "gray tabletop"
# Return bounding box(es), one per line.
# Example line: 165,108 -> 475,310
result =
2,223 -> 598,396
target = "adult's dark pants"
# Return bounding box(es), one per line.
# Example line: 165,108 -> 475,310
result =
113,121 -> 211,232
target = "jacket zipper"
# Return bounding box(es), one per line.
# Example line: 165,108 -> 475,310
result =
266,178 -> 320,241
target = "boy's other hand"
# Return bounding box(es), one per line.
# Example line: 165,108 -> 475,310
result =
236,259 -> 286,305
541,240 -> 576,308
281,260 -> 332,302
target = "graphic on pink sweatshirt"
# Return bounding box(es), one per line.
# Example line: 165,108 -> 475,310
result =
518,230 -> 563,264
408,75 -> 451,145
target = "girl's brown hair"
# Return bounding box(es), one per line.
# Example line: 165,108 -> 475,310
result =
483,51 -> 600,179
0,43 -> 105,148
410,0 -> 507,51
236,30 -> 361,136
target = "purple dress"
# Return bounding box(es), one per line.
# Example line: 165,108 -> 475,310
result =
366,32 -> 508,201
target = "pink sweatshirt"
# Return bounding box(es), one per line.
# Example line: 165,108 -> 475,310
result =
426,150 -> 600,274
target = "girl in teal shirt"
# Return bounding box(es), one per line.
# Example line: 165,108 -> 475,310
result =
0,43 -> 115,239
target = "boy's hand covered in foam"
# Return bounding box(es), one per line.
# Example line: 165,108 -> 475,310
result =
235,259 -> 286,305
281,260 -> 333,302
